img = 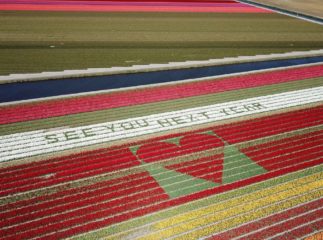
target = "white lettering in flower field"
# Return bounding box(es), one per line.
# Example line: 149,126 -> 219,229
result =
0,86 -> 322,162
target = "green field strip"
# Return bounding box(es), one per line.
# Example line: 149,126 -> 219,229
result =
141,144 -> 265,198
1,77 -> 322,136
1,48 -> 320,76
222,145 -> 267,184
2,41 -> 323,49
0,11 -> 323,75
71,165 -> 323,239
143,163 -> 218,198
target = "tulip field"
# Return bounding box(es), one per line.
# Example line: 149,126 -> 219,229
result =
0,0 -> 323,75
0,0 -> 322,239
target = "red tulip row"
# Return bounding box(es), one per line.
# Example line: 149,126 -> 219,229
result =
0,0 -> 269,13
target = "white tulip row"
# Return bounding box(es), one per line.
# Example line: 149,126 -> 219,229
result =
0,86 -> 322,162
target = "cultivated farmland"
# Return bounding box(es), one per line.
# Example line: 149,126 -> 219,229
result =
0,1 -> 322,239
0,10 -> 323,75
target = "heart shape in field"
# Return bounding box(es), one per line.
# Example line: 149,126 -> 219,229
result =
137,134 -> 225,183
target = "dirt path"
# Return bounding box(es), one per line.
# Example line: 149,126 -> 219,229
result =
250,0 -> 323,18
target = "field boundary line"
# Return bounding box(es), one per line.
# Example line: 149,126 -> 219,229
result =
238,0 -> 323,25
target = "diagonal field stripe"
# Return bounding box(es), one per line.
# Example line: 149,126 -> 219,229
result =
232,208 -> 323,240
0,1 -> 271,13
209,198 -> 323,239
1,64 -> 322,125
174,192 -> 323,240
1,76 -> 322,137
305,232 -> 323,240
136,175 -> 322,240
0,86 -> 322,162
74,166 -> 323,239
140,172 -> 322,233
141,162 -> 219,199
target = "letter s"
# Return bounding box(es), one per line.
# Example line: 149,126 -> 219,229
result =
45,134 -> 59,144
